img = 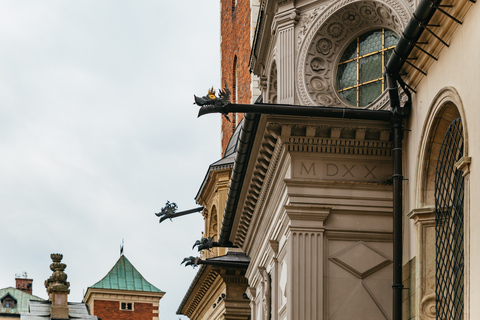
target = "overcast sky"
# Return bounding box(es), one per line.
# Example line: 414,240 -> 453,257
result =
0,1 -> 222,319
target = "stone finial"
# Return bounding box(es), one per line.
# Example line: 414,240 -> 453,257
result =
45,253 -> 70,319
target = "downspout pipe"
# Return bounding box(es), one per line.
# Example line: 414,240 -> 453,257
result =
385,1 -> 442,320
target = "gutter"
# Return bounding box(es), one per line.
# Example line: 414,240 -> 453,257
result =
385,1 -> 445,319
218,112 -> 261,245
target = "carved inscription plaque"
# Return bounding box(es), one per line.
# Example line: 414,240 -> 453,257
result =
293,158 -> 392,182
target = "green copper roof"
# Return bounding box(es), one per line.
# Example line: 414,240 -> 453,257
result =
0,287 -> 44,315
89,255 -> 163,293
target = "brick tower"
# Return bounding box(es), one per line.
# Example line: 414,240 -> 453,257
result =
220,0 -> 260,154
83,255 -> 164,320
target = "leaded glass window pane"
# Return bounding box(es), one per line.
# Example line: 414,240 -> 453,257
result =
385,30 -> 399,47
360,53 -> 382,83
384,49 -> 394,66
359,30 -> 382,56
339,88 -> 356,106
359,80 -> 382,107
337,62 -> 356,89
340,41 -> 357,62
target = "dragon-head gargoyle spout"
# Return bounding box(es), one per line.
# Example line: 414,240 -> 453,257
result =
194,83 -> 232,121
192,237 -> 220,251
155,201 -> 178,223
181,256 -> 200,268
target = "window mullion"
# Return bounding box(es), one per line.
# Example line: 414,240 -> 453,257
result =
356,37 -> 360,108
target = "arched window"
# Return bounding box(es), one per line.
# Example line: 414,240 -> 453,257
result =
435,118 -> 464,319
233,56 -> 238,125
336,29 -> 399,107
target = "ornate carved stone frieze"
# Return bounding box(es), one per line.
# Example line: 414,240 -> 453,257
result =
258,267 -> 271,320
296,0 -> 410,108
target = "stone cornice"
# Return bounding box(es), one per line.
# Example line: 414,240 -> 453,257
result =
407,207 -> 435,222
455,156 -> 471,177
196,168 -> 232,207
232,117 -> 393,248
272,8 -> 300,34
178,265 -> 221,318
83,287 -> 165,303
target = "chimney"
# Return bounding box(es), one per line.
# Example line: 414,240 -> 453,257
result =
45,253 -> 70,319
15,276 -> 33,295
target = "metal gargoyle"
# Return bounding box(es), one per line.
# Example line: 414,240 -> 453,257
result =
155,201 -> 178,223
194,83 -> 232,121
155,201 -> 203,224
181,256 -> 201,268
192,237 -> 220,251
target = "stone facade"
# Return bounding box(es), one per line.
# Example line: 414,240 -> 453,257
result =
208,0 -> 480,319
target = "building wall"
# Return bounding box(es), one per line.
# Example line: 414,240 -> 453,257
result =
403,2 -> 479,319
93,300 -> 157,320
235,0 -> 479,319
84,290 -> 163,320
220,0 -> 255,154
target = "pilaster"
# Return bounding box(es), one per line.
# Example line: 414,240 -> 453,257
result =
408,207 -> 435,319
285,205 -> 330,320
456,155 -> 471,320
272,7 -> 299,104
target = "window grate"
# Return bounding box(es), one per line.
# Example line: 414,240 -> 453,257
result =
435,118 -> 464,320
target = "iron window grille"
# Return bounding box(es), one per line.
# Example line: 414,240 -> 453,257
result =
435,118 -> 464,320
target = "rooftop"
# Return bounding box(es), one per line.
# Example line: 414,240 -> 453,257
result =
0,287 -> 44,315
89,255 -> 163,293
21,301 -> 97,320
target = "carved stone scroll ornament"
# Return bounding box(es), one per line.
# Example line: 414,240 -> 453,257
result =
261,269 -> 271,320
421,293 -> 436,318
296,0 -> 410,107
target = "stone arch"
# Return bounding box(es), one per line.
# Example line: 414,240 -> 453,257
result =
416,87 -> 468,207
413,87 -> 469,319
296,0 -> 410,108
209,205 -> 218,240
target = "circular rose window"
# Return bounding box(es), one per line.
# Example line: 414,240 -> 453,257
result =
336,29 -> 399,107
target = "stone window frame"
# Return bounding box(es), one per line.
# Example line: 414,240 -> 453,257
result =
413,87 -> 470,320
120,302 -> 134,311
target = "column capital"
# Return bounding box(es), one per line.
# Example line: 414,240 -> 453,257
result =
285,204 -> 331,231
407,207 -> 435,224
272,7 -> 300,34
455,155 -> 471,177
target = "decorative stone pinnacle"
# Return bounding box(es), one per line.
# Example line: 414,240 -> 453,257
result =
45,253 -> 70,319
45,253 -> 70,297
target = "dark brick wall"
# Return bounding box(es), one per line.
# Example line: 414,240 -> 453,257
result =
93,300 -> 157,320
221,0 -> 251,155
